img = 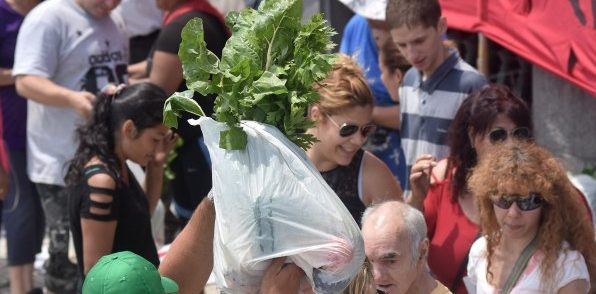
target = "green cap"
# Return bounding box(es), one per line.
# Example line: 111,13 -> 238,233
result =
83,251 -> 179,294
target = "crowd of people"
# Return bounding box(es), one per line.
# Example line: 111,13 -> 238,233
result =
0,0 -> 594,293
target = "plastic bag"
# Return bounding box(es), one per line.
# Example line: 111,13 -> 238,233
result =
195,117 -> 365,294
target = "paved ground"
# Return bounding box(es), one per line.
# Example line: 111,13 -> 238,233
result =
0,236 -> 45,294
0,235 -> 218,294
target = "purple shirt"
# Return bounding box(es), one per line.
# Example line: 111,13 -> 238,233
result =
0,0 -> 27,150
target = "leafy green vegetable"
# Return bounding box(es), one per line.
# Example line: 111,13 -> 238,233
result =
163,0 -> 336,150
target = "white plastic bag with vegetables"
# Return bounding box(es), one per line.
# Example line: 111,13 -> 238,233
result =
196,117 -> 364,293
162,0 -> 364,292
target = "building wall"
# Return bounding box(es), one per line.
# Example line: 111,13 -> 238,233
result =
533,66 -> 596,173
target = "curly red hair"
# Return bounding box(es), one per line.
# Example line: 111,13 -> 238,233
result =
468,142 -> 595,290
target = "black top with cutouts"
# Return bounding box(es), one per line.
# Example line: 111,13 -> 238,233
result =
69,164 -> 158,278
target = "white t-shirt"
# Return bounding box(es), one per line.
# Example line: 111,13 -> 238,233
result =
13,0 -> 128,186
111,0 -> 162,38
465,237 -> 590,294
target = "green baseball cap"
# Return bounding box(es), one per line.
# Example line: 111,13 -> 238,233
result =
83,251 -> 179,294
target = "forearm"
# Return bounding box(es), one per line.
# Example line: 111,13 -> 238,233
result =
406,191 -> 425,211
128,60 -> 148,79
159,197 -> 215,294
15,75 -> 80,108
372,105 -> 400,130
0,68 -> 15,86
144,161 -> 164,215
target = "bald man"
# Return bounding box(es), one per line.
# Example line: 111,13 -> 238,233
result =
361,201 -> 452,294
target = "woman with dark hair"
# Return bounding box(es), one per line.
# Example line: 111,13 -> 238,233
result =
467,142 -> 595,293
66,83 -> 176,278
408,85 -> 533,293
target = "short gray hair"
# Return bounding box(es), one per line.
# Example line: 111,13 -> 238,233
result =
361,201 -> 427,261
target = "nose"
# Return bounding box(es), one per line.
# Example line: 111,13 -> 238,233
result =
404,45 -> 419,61
349,131 -> 368,146
506,202 -> 523,217
371,264 -> 385,283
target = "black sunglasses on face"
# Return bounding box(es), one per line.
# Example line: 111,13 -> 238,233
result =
488,127 -> 531,144
491,192 -> 544,211
325,114 -> 377,138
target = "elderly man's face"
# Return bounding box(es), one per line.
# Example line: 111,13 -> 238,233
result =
362,221 -> 421,294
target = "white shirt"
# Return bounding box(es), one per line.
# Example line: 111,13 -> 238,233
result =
465,237 -> 590,294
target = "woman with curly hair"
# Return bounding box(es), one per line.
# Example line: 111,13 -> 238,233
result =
466,142 -> 595,293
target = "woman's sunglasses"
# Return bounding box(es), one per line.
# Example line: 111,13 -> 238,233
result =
325,114 -> 376,138
488,127 -> 531,144
491,192 -> 544,211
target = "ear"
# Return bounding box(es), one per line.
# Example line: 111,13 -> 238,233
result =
393,69 -> 404,85
437,16 -> 448,35
122,119 -> 137,139
417,238 -> 429,266
309,105 -> 323,122
467,127 -> 476,148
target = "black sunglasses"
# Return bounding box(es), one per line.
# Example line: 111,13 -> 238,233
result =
488,127 -> 531,144
326,114 -> 377,138
491,192 -> 544,211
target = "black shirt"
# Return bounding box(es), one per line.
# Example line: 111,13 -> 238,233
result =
69,164 -> 158,278
320,149 -> 366,225
152,11 -> 228,212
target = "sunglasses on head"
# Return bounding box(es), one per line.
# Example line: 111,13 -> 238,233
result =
491,192 -> 544,211
488,127 -> 531,144
325,113 -> 376,138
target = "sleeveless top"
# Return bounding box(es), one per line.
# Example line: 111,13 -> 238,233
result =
424,165 -> 478,294
69,164 -> 159,277
320,149 -> 365,225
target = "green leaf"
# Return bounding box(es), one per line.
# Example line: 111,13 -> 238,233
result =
164,0 -> 337,150
219,125 -> 248,150
179,18 -> 220,89
163,90 -> 205,128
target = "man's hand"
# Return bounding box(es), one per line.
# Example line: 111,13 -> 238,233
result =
68,91 -> 96,119
260,258 -> 305,294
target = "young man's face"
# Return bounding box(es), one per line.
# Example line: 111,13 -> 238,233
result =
390,18 -> 446,77
76,0 -> 121,19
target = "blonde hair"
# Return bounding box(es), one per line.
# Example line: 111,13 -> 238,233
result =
468,142 -> 596,290
313,54 -> 373,115
343,260 -> 374,294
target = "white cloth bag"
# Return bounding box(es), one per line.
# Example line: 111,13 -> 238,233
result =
195,117 -> 365,294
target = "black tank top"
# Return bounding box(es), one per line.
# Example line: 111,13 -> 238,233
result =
69,164 -> 159,278
320,149 -> 366,225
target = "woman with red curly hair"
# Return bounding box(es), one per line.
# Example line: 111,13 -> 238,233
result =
466,142 -> 595,293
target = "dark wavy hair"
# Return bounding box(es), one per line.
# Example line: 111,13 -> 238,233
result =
65,83 -> 167,186
447,85 -> 532,200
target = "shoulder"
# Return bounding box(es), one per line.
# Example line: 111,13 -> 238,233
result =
554,245 -> 590,290
469,236 -> 488,257
83,162 -> 117,190
451,60 -> 488,93
170,11 -> 222,29
362,151 -> 390,175
21,0 -> 61,27
556,245 -> 588,270
362,151 -> 402,201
